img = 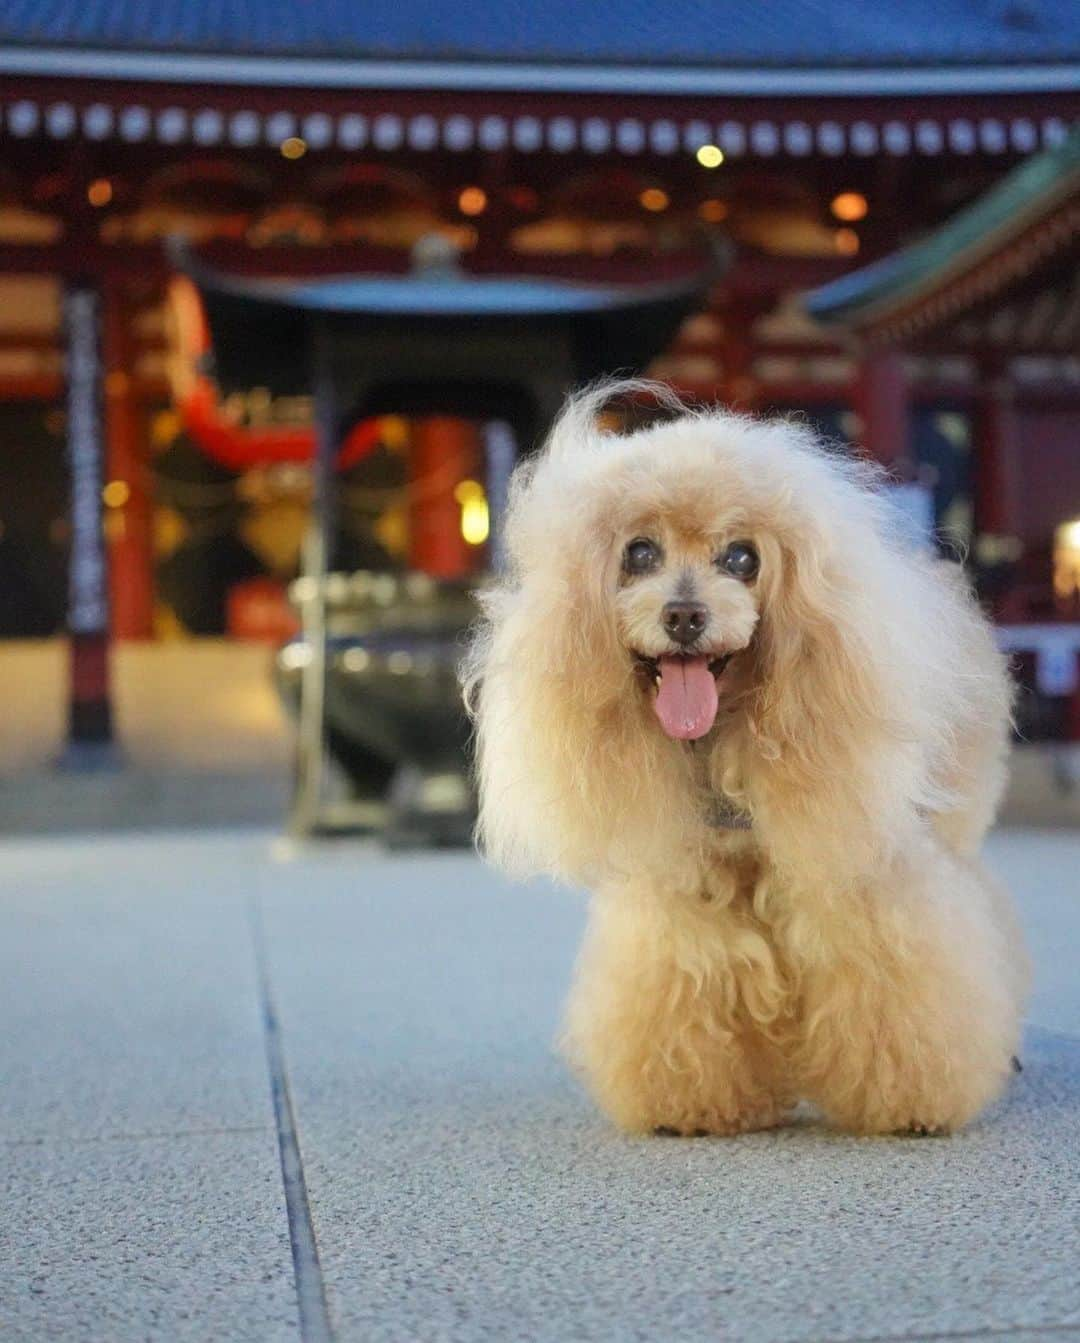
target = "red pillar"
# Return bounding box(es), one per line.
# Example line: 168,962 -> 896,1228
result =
719,299 -> 768,411
1067,678 -> 1080,744
973,358 -> 1019,540
971,358 -> 1025,620
854,348 -> 910,470
408,417 -> 480,579
104,287 -> 154,638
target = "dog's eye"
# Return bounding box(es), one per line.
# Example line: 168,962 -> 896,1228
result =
719,542 -> 759,582
624,538 -> 661,575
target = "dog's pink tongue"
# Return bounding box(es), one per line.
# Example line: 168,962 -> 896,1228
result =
653,655 -> 719,740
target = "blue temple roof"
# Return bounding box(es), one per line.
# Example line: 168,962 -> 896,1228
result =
2,0 -> 1078,85
170,237 -> 719,318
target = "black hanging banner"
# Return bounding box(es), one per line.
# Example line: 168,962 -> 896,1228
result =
62,283 -> 114,753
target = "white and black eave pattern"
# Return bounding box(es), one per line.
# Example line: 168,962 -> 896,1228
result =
0,100 -> 1073,159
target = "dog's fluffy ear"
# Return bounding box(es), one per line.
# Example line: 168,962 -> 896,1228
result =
462,506 -> 692,884
462,555 -> 614,880
742,460 -> 958,889
461,382 -> 698,882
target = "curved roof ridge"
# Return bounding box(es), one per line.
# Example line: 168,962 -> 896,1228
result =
805,129 -> 1080,331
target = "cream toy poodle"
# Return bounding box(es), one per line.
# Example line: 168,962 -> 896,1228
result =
464,380 -> 1027,1137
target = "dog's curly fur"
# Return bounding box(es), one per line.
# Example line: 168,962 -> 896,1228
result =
463,380 -> 1028,1137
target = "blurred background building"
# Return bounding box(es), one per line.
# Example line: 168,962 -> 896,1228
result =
0,2 -> 1077,831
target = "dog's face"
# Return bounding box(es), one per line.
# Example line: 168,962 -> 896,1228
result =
612,512 -> 763,741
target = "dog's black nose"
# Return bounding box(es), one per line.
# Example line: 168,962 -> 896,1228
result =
662,601 -> 708,645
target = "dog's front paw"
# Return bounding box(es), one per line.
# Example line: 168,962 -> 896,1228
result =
902,1121 -> 950,1138
648,1104 -> 787,1138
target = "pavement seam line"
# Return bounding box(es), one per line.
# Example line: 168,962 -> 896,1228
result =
0,1124 -> 267,1148
250,896 -> 335,1343
847,1324 -> 1080,1343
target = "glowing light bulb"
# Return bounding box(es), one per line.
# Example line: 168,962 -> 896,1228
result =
698,199 -> 728,223
831,191 -> 869,222
455,479 -> 490,545
834,227 -> 861,256
639,187 -> 670,213
458,186 -> 488,216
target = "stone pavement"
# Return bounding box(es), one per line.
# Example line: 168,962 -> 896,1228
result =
1,828 -> 1078,1343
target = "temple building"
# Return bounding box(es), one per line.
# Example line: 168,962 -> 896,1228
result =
808,130 -> 1080,614
0,3 -> 1077,752
809,129 -> 1080,742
